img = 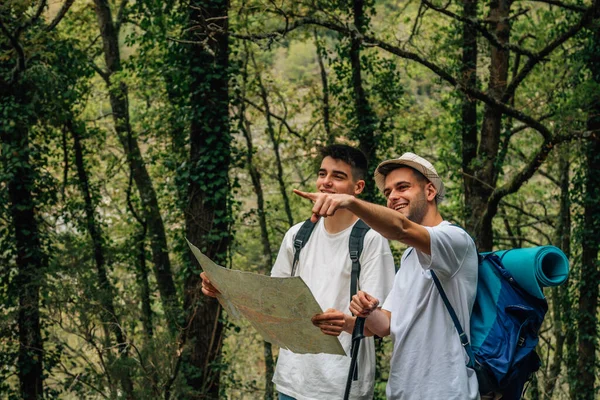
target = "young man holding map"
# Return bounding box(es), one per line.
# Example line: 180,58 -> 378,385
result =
201,144 -> 395,399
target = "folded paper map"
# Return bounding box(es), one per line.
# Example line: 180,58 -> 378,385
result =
187,239 -> 346,356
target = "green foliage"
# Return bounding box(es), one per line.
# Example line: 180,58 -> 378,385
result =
1,0 -> 599,397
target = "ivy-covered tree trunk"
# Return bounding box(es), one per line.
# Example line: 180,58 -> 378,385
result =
182,0 -> 232,396
92,0 -> 180,332
464,0 -> 510,251
460,0 -> 478,225
349,0 -> 379,202
576,130 -> 600,400
544,145 -> 571,400
1,104 -> 45,399
575,14 -> 600,397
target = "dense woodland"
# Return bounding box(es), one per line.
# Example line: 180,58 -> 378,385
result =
1,0 -> 599,398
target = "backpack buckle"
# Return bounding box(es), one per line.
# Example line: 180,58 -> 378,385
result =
459,332 -> 470,346
349,250 -> 359,262
294,239 -> 303,251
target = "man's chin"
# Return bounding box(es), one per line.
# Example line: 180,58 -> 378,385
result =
393,208 -> 408,216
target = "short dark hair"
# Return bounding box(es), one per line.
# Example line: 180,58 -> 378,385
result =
319,144 -> 368,181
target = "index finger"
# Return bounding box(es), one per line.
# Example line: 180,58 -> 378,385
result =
293,189 -> 317,201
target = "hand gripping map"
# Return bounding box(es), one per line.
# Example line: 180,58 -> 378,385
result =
187,239 -> 346,356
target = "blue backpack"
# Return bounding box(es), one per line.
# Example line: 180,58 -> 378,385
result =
431,252 -> 550,399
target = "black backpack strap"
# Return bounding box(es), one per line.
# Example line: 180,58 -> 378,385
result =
347,219 -> 371,382
435,224 -> 477,367
291,219 -> 316,276
348,219 -> 371,300
431,270 -> 476,368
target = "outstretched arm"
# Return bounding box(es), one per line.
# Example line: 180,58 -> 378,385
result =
293,189 -> 431,254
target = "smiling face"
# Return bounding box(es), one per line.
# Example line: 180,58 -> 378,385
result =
383,167 -> 435,224
316,156 -> 365,196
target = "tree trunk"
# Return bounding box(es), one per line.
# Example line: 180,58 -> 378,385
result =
253,54 -> 294,227
241,118 -> 275,400
575,15 -> 600,396
350,0 -> 379,202
1,109 -> 44,399
182,0 -> 231,396
460,0 -> 479,226
465,0 -> 511,251
314,29 -> 333,145
576,131 -> 600,400
92,0 -> 180,332
135,225 -> 154,340
239,57 -> 275,397
544,145 -> 570,399
70,121 -> 135,398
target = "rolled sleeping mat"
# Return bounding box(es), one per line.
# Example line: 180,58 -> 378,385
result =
494,245 -> 569,299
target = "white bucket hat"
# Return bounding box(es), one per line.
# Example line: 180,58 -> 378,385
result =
374,152 -> 445,202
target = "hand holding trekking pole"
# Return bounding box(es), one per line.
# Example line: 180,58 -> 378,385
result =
350,291 -> 379,318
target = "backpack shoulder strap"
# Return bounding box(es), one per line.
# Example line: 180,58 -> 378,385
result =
291,219 -> 316,276
349,219 -> 371,301
431,270 -> 476,368
348,219 -> 371,381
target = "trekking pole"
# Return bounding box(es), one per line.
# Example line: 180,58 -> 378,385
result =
343,316 -> 366,400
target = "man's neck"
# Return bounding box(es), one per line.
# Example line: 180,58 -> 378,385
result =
323,208 -> 359,234
421,209 -> 444,227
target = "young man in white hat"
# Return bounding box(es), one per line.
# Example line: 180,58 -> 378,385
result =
295,152 -> 480,399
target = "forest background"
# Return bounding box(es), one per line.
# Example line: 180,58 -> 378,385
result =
1,0 -> 599,399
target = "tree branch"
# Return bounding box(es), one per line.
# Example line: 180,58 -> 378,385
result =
369,34 -> 556,141
503,0 -> 598,102
496,235 -> 545,247
483,132 -> 580,227
523,0 -> 587,12
89,60 -> 110,82
513,145 -> 561,186
224,16 -> 556,140
115,0 -> 129,33
244,97 -> 307,144
408,2 -> 428,44
15,0 -> 47,38
46,0 -> 76,32
0,17 -> 27,84
501,201 -> 556,226
421,0 -> 536,58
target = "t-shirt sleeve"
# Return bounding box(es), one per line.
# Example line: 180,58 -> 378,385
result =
416,224 -> 473,278
270,226 -> 297,278
358,231 -> 396,304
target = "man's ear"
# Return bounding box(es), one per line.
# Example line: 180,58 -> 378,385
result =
354,180 -> 365,195
425,182 -> 437,202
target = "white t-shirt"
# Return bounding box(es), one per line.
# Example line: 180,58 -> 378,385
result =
382,221 -> 479,400
271,218 -> 396,400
